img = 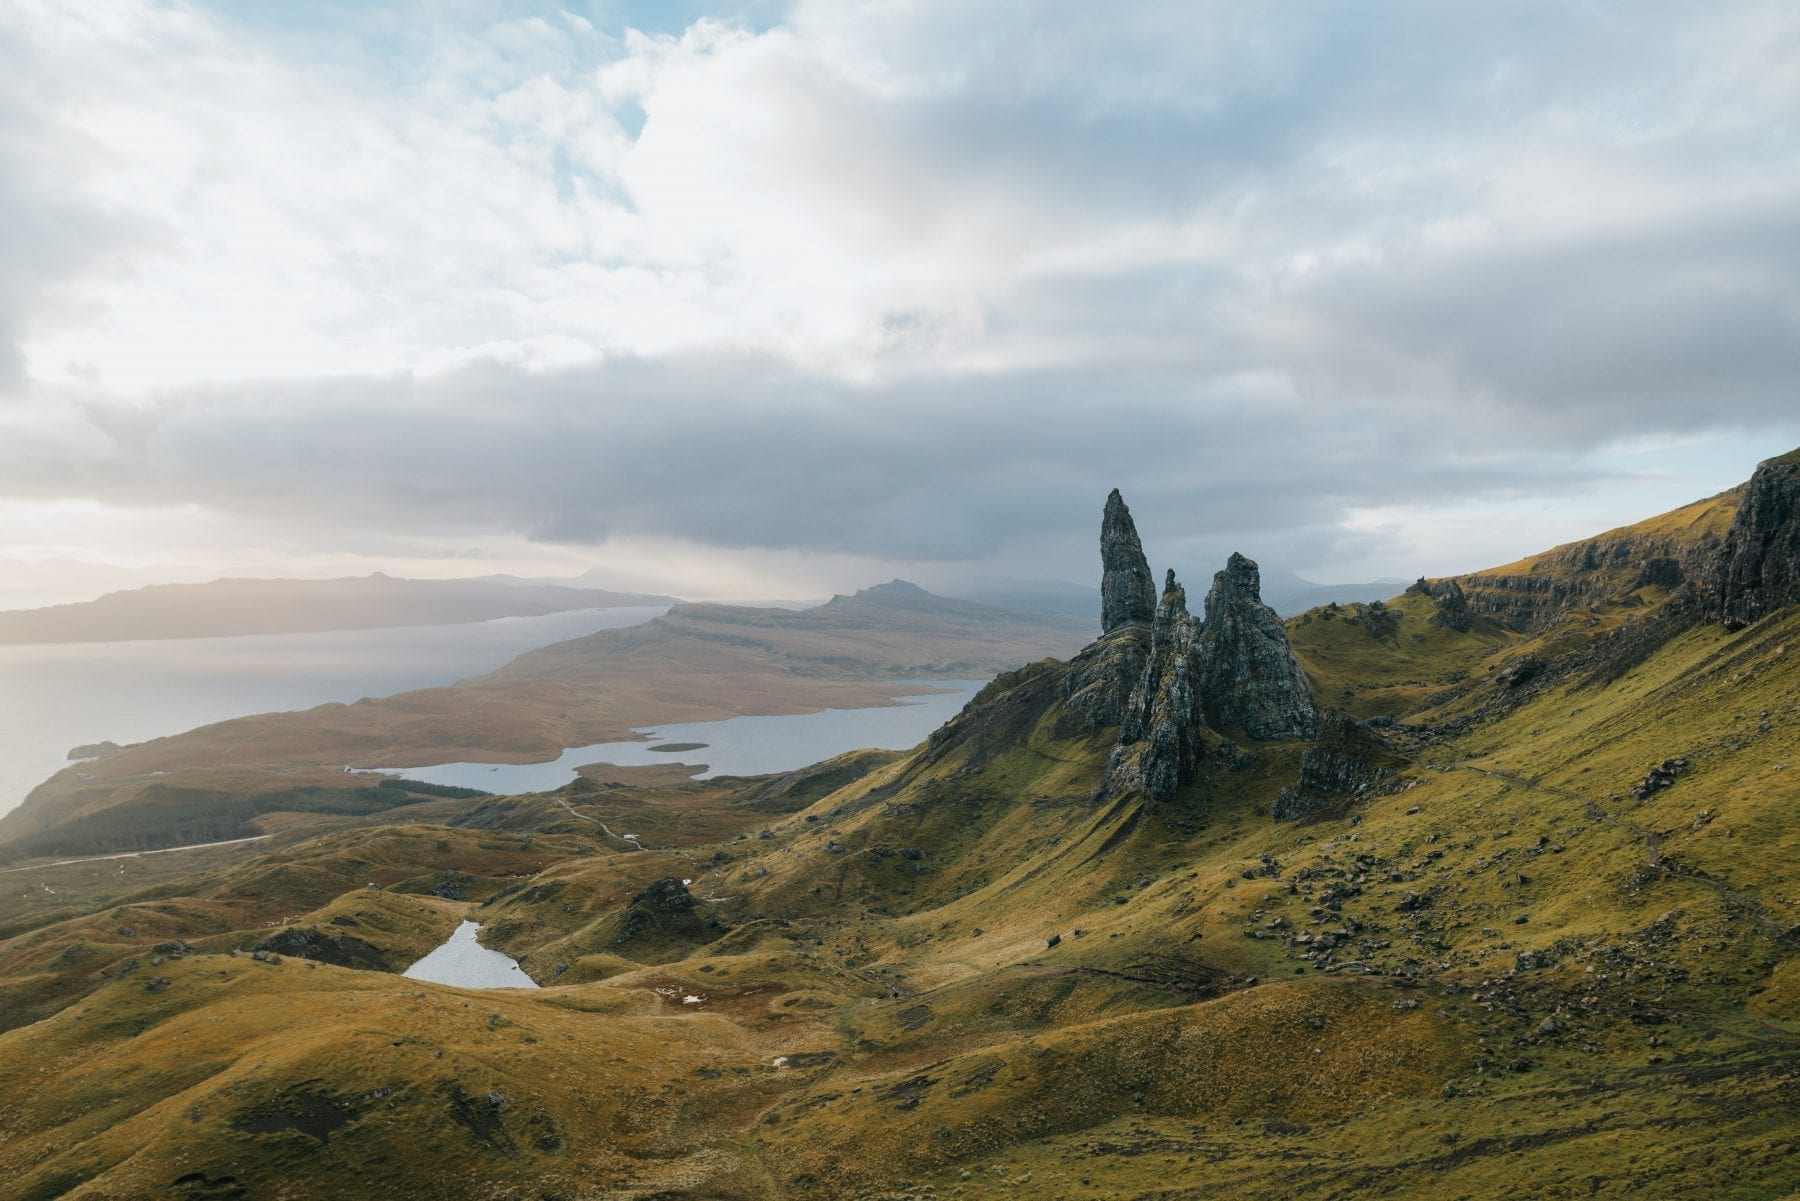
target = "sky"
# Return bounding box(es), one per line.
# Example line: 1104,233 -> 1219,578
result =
2,0 -> 1798,604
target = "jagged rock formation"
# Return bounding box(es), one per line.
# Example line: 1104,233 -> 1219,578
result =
1717,449 -> 1800,630
1090,502 -> 1317,801
1194,554 -> 1317,741
946,496 -> 1320,805
1274,714 -> 1398,821
1100,488 -> 1157,632
1103,571 -> 1205,801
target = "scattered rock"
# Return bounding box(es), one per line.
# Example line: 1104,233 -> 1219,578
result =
1632,757 -> 1690,800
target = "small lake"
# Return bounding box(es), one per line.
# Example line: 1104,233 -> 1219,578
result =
402,920 -> 540,989
388,679 -> 985,794
0,606 -> 667,819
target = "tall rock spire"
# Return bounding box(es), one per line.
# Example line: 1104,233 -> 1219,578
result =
1100,488 -> 1156,633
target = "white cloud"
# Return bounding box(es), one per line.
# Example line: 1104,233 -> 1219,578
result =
0,0 -> 1798,592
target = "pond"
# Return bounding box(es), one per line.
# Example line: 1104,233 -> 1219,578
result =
401,920 -> 540,989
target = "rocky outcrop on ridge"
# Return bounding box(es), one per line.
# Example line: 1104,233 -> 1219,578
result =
1717,450 -> 1800,630
1430,579 -> 1473,632
1056,625 -> 1151,736
1100,488 -> 1157,633
1194,553 -> 1318,741
1274,714 -> 1398,821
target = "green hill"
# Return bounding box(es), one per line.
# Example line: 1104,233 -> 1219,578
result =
0,452 -> 1795,1199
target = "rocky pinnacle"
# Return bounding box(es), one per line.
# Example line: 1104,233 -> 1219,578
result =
1196,552 -> 1318,740
1100,488 -> 1157,633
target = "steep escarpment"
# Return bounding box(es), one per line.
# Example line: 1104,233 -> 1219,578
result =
1716,448 -> 1800,629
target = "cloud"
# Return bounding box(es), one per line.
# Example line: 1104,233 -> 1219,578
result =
1,0 -> 1798,587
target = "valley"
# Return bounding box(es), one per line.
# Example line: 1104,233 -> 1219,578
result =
0,452 -> 1794,1198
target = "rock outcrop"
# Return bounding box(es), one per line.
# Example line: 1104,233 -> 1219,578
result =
1056,626 -> 1151,736
1194,554 -> 1317,740
1100,489 -> 1157,633
1430,579 -> 1472,632
1717,449 -> 1800,630
1274,714 -> 1397,821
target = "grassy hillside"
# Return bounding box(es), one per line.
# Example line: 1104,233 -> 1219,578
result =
0,477 -> 1795,1198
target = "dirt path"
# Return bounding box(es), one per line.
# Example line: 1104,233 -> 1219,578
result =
550,797 -> 642,851
0,834 -> 272,875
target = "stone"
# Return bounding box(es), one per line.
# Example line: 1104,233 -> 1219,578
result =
1496,655 -> 1542,689
1100,489 -> 1157,633
1632,757 -> 1690,800
1716,448 -> 1800,629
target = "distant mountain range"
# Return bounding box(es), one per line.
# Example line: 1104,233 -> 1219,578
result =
0,574 -> 677,644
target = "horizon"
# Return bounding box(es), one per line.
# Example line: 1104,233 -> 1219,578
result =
4,2 -> 1799,602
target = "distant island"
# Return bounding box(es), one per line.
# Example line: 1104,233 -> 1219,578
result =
0,573 -> 676,644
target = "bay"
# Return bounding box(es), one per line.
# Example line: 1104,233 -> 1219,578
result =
390,679 -> 985,794
0,606 -> 668,819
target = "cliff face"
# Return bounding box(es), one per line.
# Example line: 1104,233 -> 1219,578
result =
1717,450 -> 1800,630
1273,713 -> 1397,821
1454,490 -> 1739,632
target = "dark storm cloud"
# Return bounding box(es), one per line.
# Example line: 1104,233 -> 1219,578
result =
32,352 -> 1635,574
